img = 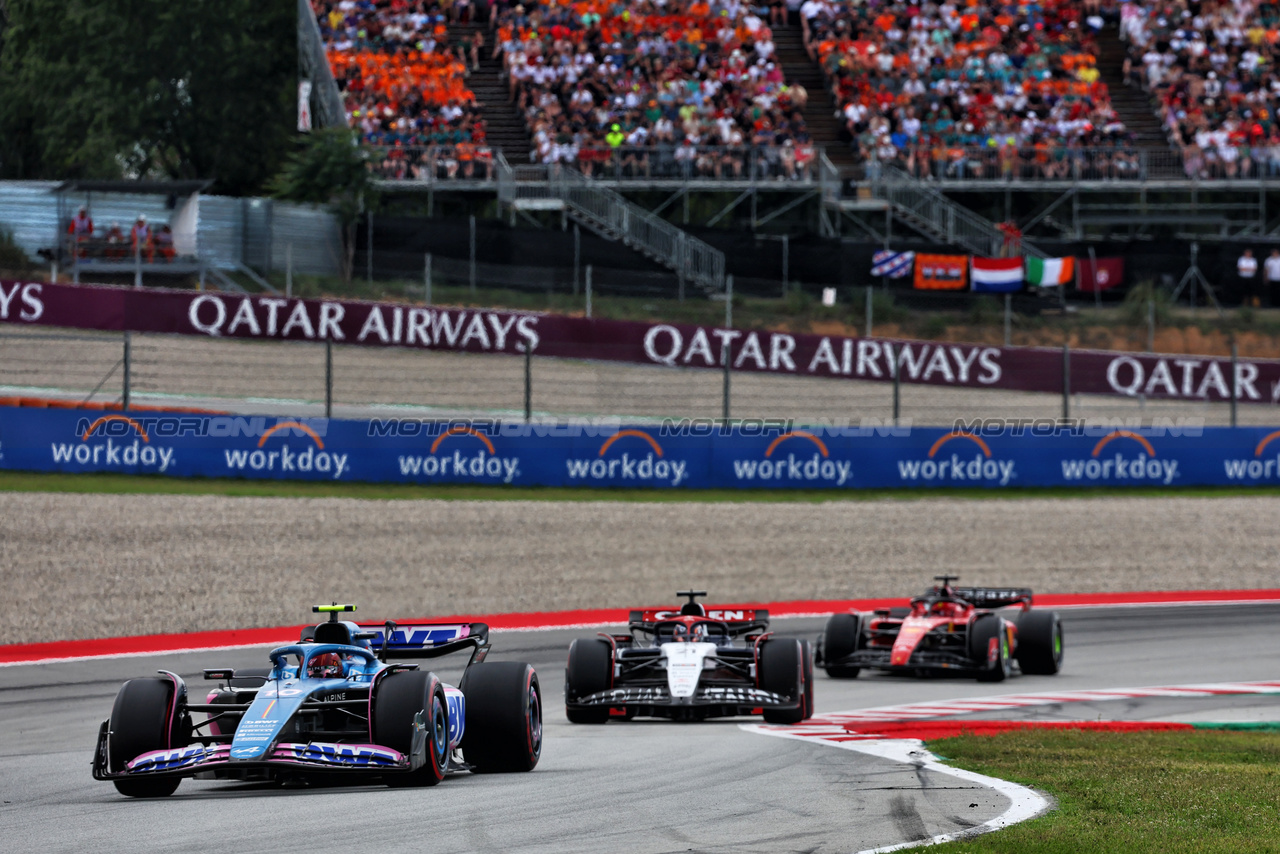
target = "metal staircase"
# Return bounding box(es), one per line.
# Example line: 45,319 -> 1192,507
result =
497,158 -> 725,293
869,167 -> 1046,258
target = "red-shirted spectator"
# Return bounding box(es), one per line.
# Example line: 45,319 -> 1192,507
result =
67,206 -> 94,257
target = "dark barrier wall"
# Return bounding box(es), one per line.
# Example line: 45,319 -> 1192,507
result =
3,280 -> 1279,405
3,407 -> 1280,489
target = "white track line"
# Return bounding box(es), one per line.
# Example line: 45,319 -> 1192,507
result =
742,679 -> 1280,851
742,724 -> 1052,853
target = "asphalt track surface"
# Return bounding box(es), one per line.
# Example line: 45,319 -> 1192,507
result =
2,604 -> 1278,854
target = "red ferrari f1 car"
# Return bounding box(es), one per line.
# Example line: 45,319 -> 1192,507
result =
815,576 -> 1063,682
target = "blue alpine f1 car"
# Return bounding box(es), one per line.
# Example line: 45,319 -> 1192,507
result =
93,605 -> 542,797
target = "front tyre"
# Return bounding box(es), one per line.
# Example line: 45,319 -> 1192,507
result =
1015,610 -> 1064,675
374,670 -> 449,787
565,638 -> 612,724
970,615 -> 1010,683
820,614 -> 862,678
108,677 -> 182,798
460,661 -> 542,773
759,638 -> 806,725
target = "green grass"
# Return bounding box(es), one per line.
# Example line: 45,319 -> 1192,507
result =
929,729 -> 1280,853
0,470 -> 1278,502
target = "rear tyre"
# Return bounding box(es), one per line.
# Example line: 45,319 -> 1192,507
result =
970,615 -> 1009,683
565,638 -> 612,724
460,661 -> 542,773
109,677 -> 182,798
759,638 -> 806,725
820,613 -> 862,678
374,670 -> 449,787
799,639 -> 815,720
1015,610 -> 1064,675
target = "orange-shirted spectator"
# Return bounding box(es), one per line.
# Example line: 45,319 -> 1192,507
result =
154,225 -> 175,261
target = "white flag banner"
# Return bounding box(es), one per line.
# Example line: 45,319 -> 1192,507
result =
298,80 -> 313,132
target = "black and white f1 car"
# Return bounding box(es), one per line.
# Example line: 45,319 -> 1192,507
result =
814,577 -> 1063,682
93,605 -> 542,797
564,591 -> 813,724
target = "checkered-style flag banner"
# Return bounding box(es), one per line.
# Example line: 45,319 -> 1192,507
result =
871,250 -> 915,278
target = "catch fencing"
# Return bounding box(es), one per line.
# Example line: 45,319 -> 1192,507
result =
1,324 -> 1274,429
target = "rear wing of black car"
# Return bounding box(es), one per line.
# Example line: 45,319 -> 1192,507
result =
628,607 -> 770,636
949,587 -> 1033,609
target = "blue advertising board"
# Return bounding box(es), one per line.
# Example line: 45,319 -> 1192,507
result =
1,407 -> 1279,490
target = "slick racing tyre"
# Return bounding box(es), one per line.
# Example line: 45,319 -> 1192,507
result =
374,670 -> 449,787
820,613 -> 862,678
759,638 -> 806,725
460,661 -> 543,773
565,638 -> 612,724
799,639 -> 815,719
970,615 -> 1010,683
108,677 -> 182,798
1015,610 -> 1064,675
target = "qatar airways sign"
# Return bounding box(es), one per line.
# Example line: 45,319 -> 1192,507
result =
2,280 -> 1278,405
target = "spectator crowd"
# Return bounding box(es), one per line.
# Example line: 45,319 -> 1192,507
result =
491,0 -> 817,178
315,0 -> 496,179
1123,0 -> 1280,179
801,0 -> 1136,179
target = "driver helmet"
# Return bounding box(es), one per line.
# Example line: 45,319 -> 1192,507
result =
308,651 -> 343,678
690,623 -> 709,642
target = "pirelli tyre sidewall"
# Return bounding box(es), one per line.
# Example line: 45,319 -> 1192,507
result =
1015,609 -> 1064,675
820,613 -> 862,678
970,614 -> 1011,682
108,677 -> 183,798
374,669 -> 448,786
565,637 -> 612,724
460,661 -> 543,772
759,638 -> 806,725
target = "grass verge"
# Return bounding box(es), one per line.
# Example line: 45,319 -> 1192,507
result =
0,470 -> 1278,502
929,729 -> 1280,853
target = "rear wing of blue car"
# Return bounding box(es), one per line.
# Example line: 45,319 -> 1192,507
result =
359,622 -> 491,660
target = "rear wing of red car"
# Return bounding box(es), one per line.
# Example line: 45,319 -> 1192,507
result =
949,587 -> 1033,609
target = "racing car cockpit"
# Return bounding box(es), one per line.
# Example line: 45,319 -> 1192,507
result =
653,619 -> 732,646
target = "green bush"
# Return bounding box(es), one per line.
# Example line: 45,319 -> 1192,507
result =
1123,280 -> 1173,327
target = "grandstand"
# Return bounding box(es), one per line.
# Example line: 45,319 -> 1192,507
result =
302,0 -> 1280,294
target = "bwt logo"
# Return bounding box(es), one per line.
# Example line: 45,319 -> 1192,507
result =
1223,430 -> 1280,480
223,421 -> 350,480
732,430 -> 853,486
51,415 -> 177,473
1060,430 -> 1179,484
566,430 -> 688,486
396,426 -> 521,483
897,431 -> 1016,486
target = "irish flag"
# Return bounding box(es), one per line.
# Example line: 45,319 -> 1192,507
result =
1026,256 -> 1075,287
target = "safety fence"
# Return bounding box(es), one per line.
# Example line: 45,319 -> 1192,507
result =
1,406 -> 1277,489
2,281 -> 1279,427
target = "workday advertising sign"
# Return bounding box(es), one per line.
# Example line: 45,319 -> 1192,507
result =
0,407 -> 1277,489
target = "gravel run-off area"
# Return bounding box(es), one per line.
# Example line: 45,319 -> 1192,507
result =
3,493 -> 1279,644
